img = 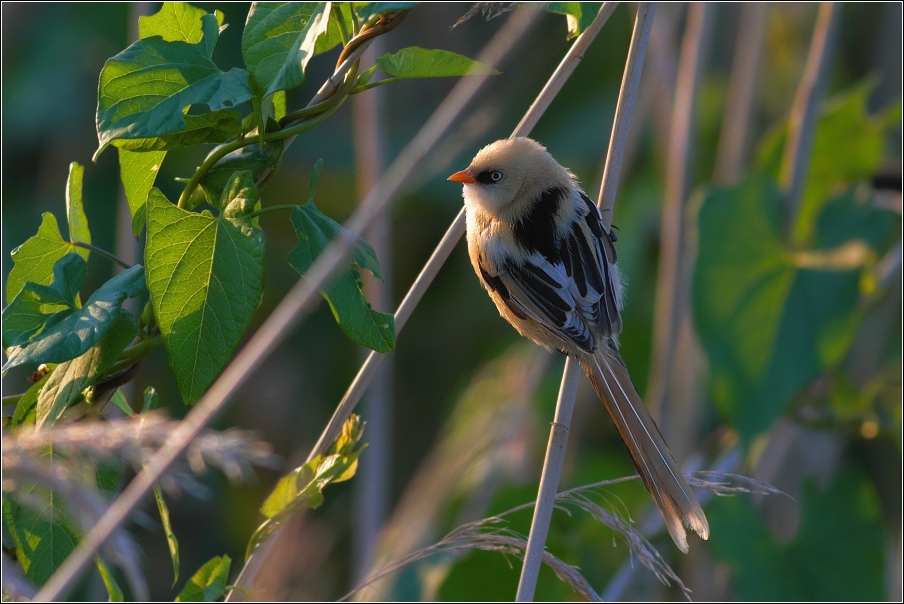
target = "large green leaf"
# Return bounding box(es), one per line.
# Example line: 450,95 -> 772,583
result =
708,467 -> 883,601
176,555 -> 231,602
287,203 -> 394,353
547,3 -> 603,39
756,84 -> 900,246
3,255 -> 145,372
95,3 -> 253,155
370,46 -> 499,82
693,174 -> 899,441
35,312 -> 138,428
118,149 -> 166,237
145,188 -> 265,404
2,449 -> 82,586
242,2 -> 331,98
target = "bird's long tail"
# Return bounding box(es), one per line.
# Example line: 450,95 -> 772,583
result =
578,342 -> 709,553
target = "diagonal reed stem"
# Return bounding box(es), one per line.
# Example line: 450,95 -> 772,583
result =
225,6 -> 549,599
516,4 -> 656,601
35,6 -> 541,602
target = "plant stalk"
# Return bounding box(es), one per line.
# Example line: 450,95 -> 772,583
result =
714,3 -> 768,186
645,2 -> 714,428
781,2 -> 841,241
516,4 -> 655,600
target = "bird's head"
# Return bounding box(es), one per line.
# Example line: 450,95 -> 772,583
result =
449,137 -> 574,219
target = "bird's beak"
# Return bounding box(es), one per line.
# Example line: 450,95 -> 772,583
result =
448,170 -> 476,184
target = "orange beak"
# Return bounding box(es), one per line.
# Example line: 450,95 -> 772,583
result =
448,169 -> 476,184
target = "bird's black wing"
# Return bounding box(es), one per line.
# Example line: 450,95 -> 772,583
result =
496,189 -> 621,353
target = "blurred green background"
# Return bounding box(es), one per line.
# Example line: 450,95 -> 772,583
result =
2,2 -> 901,601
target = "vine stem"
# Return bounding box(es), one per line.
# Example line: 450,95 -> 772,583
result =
516,4 -> 655,601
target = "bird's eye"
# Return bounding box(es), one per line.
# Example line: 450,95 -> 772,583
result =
490,171 -> 503,182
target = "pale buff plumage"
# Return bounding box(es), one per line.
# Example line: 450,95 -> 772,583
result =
450,137 -> 709,552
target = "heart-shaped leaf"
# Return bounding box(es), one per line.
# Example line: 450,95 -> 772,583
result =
145,188 -> 265,404
242,2 -> 331,98
96,4 -> 253,155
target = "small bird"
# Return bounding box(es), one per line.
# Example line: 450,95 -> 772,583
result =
449,137 -> 708,552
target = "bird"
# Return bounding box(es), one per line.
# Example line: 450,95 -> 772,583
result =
449,137 -> 708,552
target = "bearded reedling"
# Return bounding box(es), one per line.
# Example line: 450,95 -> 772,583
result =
450,137 -> 708,552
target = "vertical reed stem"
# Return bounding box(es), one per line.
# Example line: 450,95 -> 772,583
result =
516,4 -> 656,600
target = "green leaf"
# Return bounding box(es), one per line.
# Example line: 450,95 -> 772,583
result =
708,467 -> 883,601
693,174 -> 898,441
220,171 -> 260,218
112,111 -> 243,152
95,4 -> 253,156
2,253 -> 85,352
142,386 -> 160,413
3,256 -> 146,372
547,3 -> 602,39
6,213 -> 81,304
756,83 -> 896,246
353,2 -> 417,21
96,556 -> 125,602
35,312 -> 138,428
315,2 -> 354,54
155,486 -> 181,586
109,387 -> 134,416
139,2 -> 210,43
357,65 -> 377,87
11,372 -> 52,428
176,555 -> 231,602
95,460 -> 122,494
66,162 -> 91,248
2,449 -> 82,585
145,189 -> 265,404
248,415 -> 366,558
242,2 -> 332,98
287,204 -> 394,352
194,139 -> 284,209
118,149 -> 165,237
375,47 -> 499,80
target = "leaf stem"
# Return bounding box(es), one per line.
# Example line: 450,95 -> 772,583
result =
245,204 -> 299,220
105,334 -> 163,376
71,241 -> 132,269
177,94 -> 347,210
349,77 -> 399,95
